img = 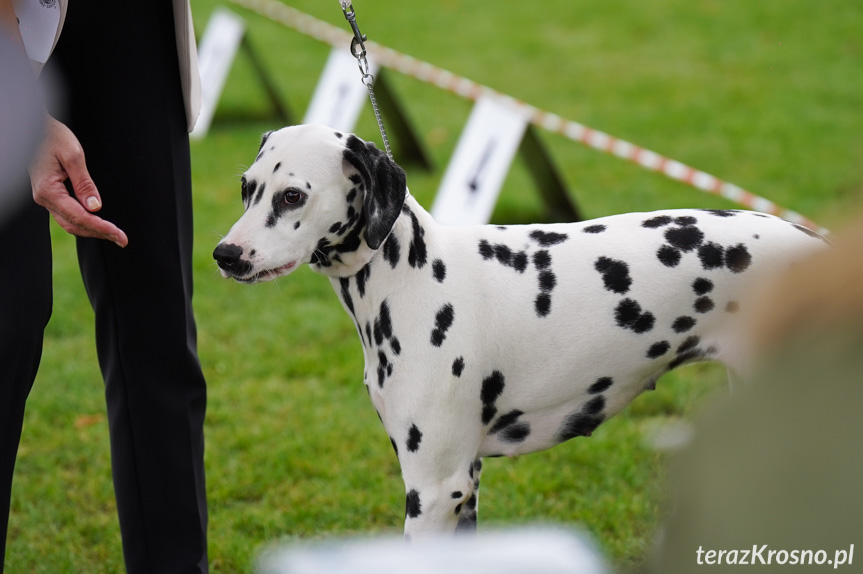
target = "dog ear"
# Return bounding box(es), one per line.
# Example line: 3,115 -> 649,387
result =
342,135 -> 406,250
258,131 -> 273,153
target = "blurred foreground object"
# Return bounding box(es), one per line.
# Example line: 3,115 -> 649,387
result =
0,34 -> 45,221
651,219 -> 863,573
257,528 -> 608,574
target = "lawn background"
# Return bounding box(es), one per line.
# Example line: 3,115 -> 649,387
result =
6,0 -> 861,572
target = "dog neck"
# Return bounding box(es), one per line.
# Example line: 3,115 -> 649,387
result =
324,194 -> 438,329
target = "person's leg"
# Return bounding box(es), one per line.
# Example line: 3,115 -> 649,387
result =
0,202 -> 53,573
50,2 -> 208,572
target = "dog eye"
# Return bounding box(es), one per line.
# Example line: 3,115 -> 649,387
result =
284,190 -> 303,204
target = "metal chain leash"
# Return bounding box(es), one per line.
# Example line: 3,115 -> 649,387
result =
338,1 -> 393,160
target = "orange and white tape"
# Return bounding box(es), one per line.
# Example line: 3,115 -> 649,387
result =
229,0 -> 826,234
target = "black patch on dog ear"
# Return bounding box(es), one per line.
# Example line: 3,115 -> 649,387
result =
343,136 -> 407,250
258,131 -> 273,153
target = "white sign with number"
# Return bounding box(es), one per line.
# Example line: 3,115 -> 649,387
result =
431,96 -> 529,226
304,47 -> 378,133
191,8 -> 246,139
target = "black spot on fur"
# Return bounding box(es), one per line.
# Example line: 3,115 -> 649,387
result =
407,424 -> 423,452
677,335 -> 701,354
538,271 -> 557,292
433,259 -> 446,282
489,410 -> 524,435
481,242 -> 529,273
647,341 -> 670,359
334,131 -> 343,139
383,233 -> 400,268
558,410 -> 605,441
583,395 -> 605,415
294,221 -> 300,230
724,244 -> 752,273
346,188 -> 357,203
355,263 -> 371,297
673,316 -> 696,333
431,303 -> 455,347
481,371 -> 505,425
406,209 -> 428,269
698,242 -> 725,270
642,215 -> 672,228
657,245 -> 682,267
329,222 -> 342,234
704,209 -> 736,217
693,278 -> 714,295
664,225 -> 704,252
462,494 -> 476,511
452,357 -> 465,377
377,301 -> 394,341
451,491 -> 463,499
615,299 -> 655,333
377,351 -> 388,387
694,296 -> 715,313
501,423 -> 531,443
588,377 -> 613,394
529,230 -> 569,246
512,252 -> 529,273
594,257 -> 632,294
669,337 -> 711,369
273,162 -> 281,173
493,244 -> 513,265
339,277 -> 354,315
533,250 -> 551,270
391,338 -> 401,355
583,224 -> 606,234
406,490 -> 422,518
535,293 -> 552,317
674,216 -> 698,226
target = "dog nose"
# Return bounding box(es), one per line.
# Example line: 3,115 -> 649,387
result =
213,243 -> 252,275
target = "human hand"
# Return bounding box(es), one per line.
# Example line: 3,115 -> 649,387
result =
29,116 -> 128,247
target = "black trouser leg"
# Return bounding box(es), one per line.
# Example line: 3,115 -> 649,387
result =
50,1 -> 209,571
0,202 -> 53,574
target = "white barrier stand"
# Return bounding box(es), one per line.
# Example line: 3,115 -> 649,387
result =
191,8 -> 246,139
304,47 -> 379,133
431,96 -> 529,226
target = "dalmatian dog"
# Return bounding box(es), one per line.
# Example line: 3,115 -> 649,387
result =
213,124 -> 827,539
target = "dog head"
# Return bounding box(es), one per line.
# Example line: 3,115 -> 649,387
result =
213,124 -> 406,282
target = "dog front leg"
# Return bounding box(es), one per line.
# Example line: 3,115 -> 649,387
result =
455,458 -> 483,533
402,460 -> 479,540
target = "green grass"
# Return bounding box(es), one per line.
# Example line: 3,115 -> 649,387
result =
7,0 -> 862,571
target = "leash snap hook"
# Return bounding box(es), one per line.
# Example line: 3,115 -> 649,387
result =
340,1 -> 367,57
